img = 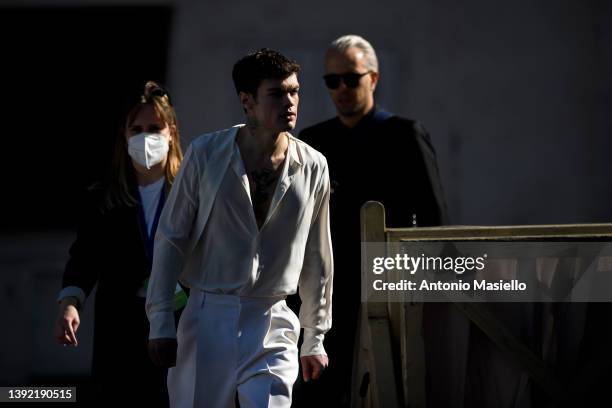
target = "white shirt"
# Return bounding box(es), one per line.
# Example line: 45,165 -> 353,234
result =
146,125 -> 333,356
138,176 -> 165,236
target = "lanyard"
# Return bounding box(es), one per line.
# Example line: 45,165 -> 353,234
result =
138,186 -> 188,310
138,187 -> 166,264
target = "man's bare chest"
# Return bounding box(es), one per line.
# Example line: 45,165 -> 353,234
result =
247,165 -> 283,229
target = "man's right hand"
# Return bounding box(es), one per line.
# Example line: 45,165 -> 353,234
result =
148,338 -> 178,368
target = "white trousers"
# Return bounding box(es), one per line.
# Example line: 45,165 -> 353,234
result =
168,290 -> 300,408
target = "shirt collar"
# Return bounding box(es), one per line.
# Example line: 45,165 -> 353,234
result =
335,105 -> 378,131
230,130 -> 302,176
286,133 -> 303,173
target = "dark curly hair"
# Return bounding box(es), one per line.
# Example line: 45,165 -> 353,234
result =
232,48 -> 301,97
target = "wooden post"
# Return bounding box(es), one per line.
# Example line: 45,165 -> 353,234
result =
352,201 -> 402,408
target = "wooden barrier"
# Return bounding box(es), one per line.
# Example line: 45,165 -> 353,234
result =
352,201 -> 612,408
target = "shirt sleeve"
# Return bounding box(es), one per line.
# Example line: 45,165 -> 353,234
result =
59,187 -> 104,310
298,161 -> 334,356
57,286 -> 86,309
146,145 -> 200,339
412,121 -> 449,225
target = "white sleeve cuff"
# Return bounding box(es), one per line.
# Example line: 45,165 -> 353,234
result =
147,311 -> 177,340
57,286 -> 86,310
300,328 -> 327,357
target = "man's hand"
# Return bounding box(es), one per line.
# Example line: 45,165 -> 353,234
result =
54,297 -> 80,346
300,355 -> 329,382
148,338 -> 178,368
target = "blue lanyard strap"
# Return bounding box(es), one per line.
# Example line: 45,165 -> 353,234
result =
138,187 -> 166,263
139,187 -> 188,310
146,188 -> 166,262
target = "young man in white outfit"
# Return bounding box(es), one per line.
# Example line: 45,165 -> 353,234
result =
145,49 -> 333,407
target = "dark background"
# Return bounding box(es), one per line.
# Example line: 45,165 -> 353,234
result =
1,7 -> 171,230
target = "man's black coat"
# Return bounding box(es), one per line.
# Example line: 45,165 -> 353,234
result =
294,106 -> 448,406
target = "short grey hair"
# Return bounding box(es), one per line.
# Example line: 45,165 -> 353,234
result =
328,34 -> 379,72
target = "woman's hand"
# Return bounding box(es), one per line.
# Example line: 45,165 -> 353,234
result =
54,297 -> 80,346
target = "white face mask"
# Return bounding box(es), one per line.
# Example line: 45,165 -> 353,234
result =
127,132 -> 170,169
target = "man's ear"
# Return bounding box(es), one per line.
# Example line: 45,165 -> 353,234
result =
370,71 -> 380,92
239,91 -> 255,114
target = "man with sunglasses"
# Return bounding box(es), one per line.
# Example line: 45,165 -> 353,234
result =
298,34 -> 448,407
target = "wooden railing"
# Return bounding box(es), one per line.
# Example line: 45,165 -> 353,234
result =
352,201 -> 612,408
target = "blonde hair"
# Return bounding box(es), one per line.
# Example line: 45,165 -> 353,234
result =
103,81 -> 183,211
328,34 -> 379,73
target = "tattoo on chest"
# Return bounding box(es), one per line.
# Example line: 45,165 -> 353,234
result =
250,167 -> 281,227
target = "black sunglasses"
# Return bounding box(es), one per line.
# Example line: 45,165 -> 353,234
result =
323,72 -> 370,89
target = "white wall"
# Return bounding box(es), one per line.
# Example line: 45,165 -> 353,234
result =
168,0 -> 612,226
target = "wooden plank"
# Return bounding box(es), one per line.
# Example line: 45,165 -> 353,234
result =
452,302 -> 565,402
361,201 -> 387,319
359,201 -> 402,407
402,301 -> 426,408
352,303 -> 375,408
369,317 -> 403,407
387,224 -> 612,242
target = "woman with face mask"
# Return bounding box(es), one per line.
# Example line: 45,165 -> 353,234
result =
54,81 -> 184,407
